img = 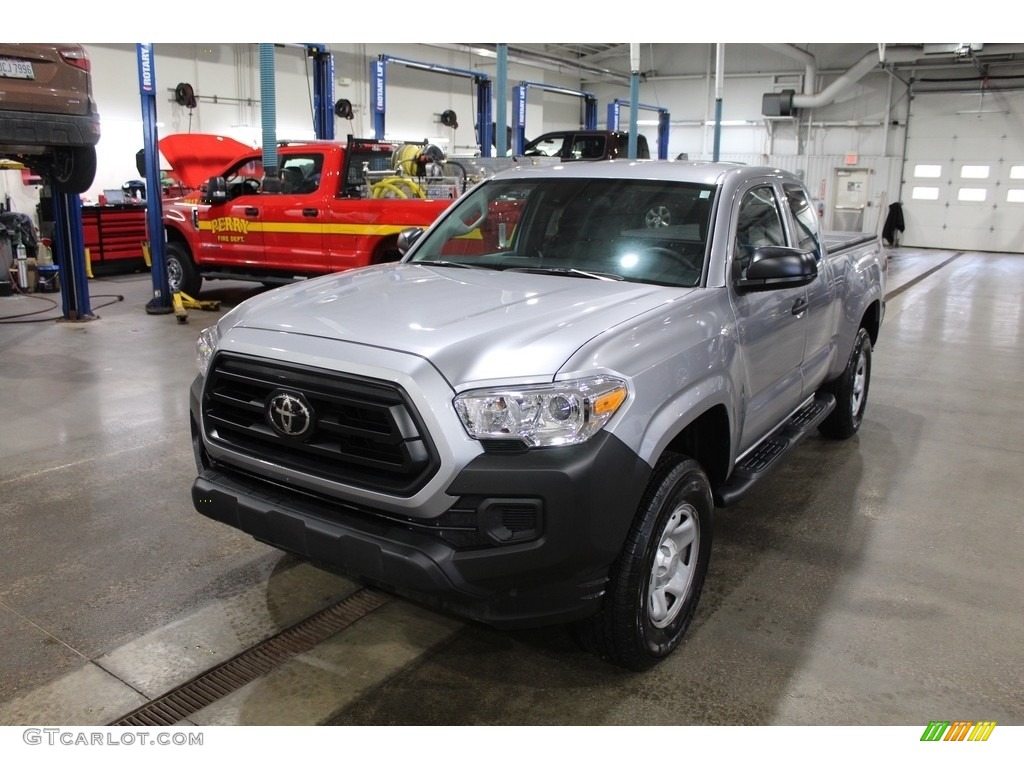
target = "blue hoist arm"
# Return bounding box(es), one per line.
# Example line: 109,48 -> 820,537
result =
511,82 -> 598,155
606,98 -> 670,160
371,54 -> 493,156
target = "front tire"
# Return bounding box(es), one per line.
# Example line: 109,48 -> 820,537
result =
576,453 -> 713,671
165,242 -> 202,296
818,327 -> 872,439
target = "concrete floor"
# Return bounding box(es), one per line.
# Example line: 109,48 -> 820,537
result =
0,249 -> 1021,729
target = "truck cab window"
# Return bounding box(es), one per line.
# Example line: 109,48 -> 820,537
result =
733,186 -> 786,277
278,154 -> 324,195
784,185 -> 822,259
225,159 -> 264,199
572,136 -> 606,159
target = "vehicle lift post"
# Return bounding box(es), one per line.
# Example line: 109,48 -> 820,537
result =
305,44 -> 335,140
606,99 -> 671,160
137,43 -> 172,316
371,55 -> 493,156
511,82 -> 598,155
49,190 -> 95,321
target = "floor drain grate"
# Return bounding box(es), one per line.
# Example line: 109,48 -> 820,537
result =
109,587 -> 390,726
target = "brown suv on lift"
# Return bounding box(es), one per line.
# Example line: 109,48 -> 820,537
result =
0,43 -> 100,193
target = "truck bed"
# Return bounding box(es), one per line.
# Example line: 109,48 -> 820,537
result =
823,231 -> 878,254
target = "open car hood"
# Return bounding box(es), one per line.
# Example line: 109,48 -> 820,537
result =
157,133 -> 254,189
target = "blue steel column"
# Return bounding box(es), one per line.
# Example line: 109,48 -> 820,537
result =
138,43 -> 170,314
371,57 -> 386,139
607,100 -> 621,131
513,84 -> 527,155
308,45 -> 334,140
657,112 -> 670,160
50,190 -> 94,320
495,45 -> 508,157
476,78 -> 493,157
583,96 -> 597,130
260,45 -> 277,174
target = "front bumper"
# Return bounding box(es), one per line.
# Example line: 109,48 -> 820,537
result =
192,427 -> 652,628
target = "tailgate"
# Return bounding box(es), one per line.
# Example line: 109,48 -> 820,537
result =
0,44 -> 91,116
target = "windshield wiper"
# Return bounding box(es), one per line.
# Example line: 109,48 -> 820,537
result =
414,260 -> 494,270
505,266 -> 624,281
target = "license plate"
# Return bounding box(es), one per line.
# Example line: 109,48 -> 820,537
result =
0,57 -> 35,79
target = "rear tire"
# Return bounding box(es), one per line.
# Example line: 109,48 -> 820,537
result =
165,242 -> 202,296
50,146 -> 97,194
818,327 -> 872,439
576,453 -> 713,670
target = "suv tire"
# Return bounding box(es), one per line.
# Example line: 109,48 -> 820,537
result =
50,146 -> 98,194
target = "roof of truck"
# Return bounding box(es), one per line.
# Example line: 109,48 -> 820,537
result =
490,159 -> 799,188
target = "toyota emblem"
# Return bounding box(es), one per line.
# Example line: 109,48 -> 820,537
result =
266,391 -> 314,438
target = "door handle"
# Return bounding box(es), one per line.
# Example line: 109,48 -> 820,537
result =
791,297 -> 808,316
244,207 -> 258,216
302,208 -> 319,217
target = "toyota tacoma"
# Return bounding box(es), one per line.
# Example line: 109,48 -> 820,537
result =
188,161 -> 885,669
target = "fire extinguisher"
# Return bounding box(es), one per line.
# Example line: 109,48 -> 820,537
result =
817,202 -> 825,218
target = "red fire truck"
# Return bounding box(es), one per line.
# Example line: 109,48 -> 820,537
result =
158,133 -> 463,295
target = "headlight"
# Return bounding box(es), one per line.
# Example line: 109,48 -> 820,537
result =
196,325 -> 220,377
454,376 -> 628,448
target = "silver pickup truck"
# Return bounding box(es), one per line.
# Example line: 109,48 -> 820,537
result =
189,161 -> 886,669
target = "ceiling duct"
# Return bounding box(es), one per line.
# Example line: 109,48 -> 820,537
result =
762,44 -> 924,114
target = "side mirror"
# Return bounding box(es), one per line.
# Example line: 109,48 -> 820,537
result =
397,227 -> 424,255
736,246 -> 817,292
201,176 -> 227,205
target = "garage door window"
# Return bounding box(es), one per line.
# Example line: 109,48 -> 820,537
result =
960,165 -> 990,179
912,186 -> 940,200
914,164 -> 943,178
957,188 -> 987,202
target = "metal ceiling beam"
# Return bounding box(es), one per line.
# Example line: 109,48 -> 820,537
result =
437,44 -> 632,85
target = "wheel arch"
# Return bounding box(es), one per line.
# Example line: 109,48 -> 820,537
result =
162,222 -> 193,254
371,233 -> 402,264
861,298 -> 882,346
657,404 -> 731,491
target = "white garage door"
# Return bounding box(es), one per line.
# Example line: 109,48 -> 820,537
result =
901,90 -> 1024,253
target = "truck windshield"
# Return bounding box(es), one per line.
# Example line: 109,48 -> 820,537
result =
408,177 -> 714,287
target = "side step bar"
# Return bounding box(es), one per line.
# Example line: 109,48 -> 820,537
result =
713,393 -> 836,507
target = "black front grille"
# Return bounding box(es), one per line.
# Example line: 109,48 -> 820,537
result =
203,353 -> 439,496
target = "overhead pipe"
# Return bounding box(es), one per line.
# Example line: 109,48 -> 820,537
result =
628,44 -> 640,159
713,44 -> 724,161
425,43 -> 632,86
259,44 -> 277,175
495,45 -> 508,157
764,45 -> 926,109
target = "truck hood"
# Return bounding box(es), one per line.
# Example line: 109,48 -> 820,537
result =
222,264 -> 689,387
158,133 -> 254,188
